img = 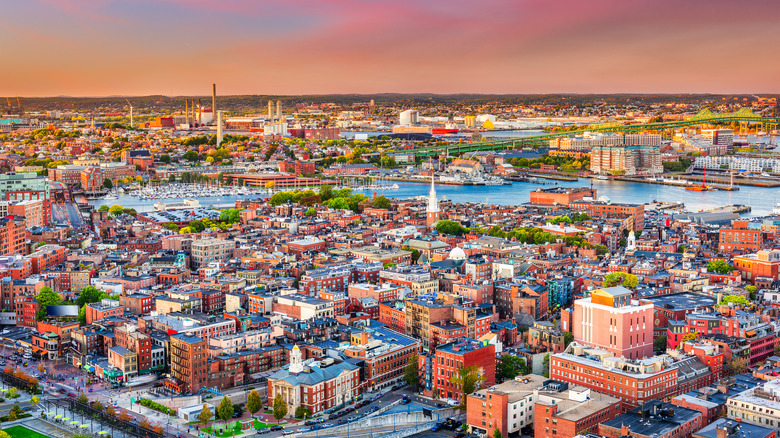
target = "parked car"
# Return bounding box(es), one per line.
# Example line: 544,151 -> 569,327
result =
296,428 -> 308,433
257,429 -> 271,435
269,426 -> 284,432
282,429 -> 294,435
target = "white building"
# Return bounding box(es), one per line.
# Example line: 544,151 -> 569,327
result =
399,109 -> 418,126
693,156 -> 780,173
727,379 -> 780,431
701,129 -> 734,147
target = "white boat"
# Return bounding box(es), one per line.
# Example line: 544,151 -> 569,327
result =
596,175 -> 609,180
774,203 -> 780,216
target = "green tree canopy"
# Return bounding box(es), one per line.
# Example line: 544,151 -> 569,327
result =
102,178 -> 113,189
273,393 -> 288,423
36,287 -> 63,320
216,396 -> 234,424
108,204 -> 124,216
198,404 -> 213,428
247,390 -> 262,419
542,354 -> 550,378
295,405 -> 312,419
563,331 -> 574,348
372,195 -> 391,209
436,220 -> 468,236
496,355 -> 528,382
720,294 -> 748,307
707,260 -> 734,274
603,272 -> 639,289
450,366 -> 485,409
403,354 -> 420,388
654,335 -> 667,351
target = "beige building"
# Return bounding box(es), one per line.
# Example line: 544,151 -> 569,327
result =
191,238 -> 235,268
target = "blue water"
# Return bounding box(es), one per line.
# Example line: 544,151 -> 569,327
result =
90,178 -> 779,216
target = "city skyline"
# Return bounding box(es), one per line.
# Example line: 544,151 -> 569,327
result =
4,0 -> 780,96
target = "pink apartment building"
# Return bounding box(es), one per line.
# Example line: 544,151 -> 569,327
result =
573,286 -> 654,360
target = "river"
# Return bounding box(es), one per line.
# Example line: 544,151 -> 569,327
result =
90,178 -> 779,216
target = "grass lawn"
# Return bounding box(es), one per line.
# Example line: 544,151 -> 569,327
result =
2,426 -> 50,438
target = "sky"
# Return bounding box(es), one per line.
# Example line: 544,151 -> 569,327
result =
3,0 -> 780,96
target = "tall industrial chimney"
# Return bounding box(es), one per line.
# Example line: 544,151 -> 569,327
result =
198,98 -> 202,125
185,99 -> 189,121
276,100 -> 282,120
217,111 -> 223,147
268,100 -> 273,121
212,84 -> 217,125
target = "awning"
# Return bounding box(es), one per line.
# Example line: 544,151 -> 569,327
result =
84,365 -> 95,372
746,330 -> 756,337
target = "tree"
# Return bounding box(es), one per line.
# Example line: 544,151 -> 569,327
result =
217,396 -> 234,425
679,332 -> 698,348
76,285 -> 105,307
30,395 -> 39,409
295,405 -> 312,419
707,260 -> 734,274
77,393 -> 89,404
542,354 -> 550,378
563,331 -> 574,348
0,431 -> 11,438
603,272 -> 639,289
118,411 -> 131,422
372,195 -> 391,209
198,404 -> 213,429
37,363 -> 45,373
436,220 -> 468,236
7,387 -> 17,398
725,357 -> 748,376
273,393 -> 288,423
102,178 -> 113,189
493,428 -> 503,438
246,389 -> 262,419
168,174 -> 176,183
153,425 -> 165,434
160,154 -> 171,164
654,335 -> 667,351
745,285 -> 757,300
108,204 -> 124,216
497,355 -> 528,381
106,405 -> 116,417
450,366 -> 484,409
183,150 -> 199,162
91,400 -> 104,412
8,404 -> 22,421
403,354 -> 420,388
35,287 -> 63,320
98,205 -> 109,212
304,207 -> 317,217
720,295 -> 748,307
139,418 -> 151,430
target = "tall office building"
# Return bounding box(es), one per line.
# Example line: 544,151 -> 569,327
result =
399,109 -> 418,126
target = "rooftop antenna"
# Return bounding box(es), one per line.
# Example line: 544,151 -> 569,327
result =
125,99 -> 134,128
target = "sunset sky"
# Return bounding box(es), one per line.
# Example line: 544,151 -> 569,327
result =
4,0 -> 780,96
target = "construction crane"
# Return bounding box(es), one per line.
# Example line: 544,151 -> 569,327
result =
125,99 -> 134,128
5,97 -> 11,115
16,97 -> 21,116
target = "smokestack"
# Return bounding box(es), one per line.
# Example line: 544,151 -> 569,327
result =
185,99 -> 189,120
212,84 -> 217,125
276,100 -> 282,120
217,111 -> 223,147
198,98 -> 202,125
268,100 -> 273,121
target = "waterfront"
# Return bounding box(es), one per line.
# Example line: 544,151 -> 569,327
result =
89,178 -> 780,216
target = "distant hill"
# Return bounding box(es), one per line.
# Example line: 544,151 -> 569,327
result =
9,93 -> 778,113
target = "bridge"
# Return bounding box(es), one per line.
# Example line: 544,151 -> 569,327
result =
387,108 -> 780,157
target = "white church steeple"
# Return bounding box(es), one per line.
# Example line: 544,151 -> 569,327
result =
427,169 -> 440,226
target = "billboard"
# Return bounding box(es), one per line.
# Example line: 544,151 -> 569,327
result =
47,305 -> 79,317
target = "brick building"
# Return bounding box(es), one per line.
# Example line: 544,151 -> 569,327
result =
432,339 -> 495,403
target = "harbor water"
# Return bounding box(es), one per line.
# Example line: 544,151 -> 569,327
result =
89,178 -> 780,216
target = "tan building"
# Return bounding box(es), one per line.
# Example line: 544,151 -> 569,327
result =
191,238 -> 235,268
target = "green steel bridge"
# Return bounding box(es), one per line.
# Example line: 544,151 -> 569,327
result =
388,108 -> 780,157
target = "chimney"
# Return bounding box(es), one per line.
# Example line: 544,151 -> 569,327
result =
268,100 -> 273,121
277,100 -> 282,120
716,426 -> 728,438
198,98 -> 202,125
212,83 -> 217,125
185,99 -> 189,120
621,425 -> 630,437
